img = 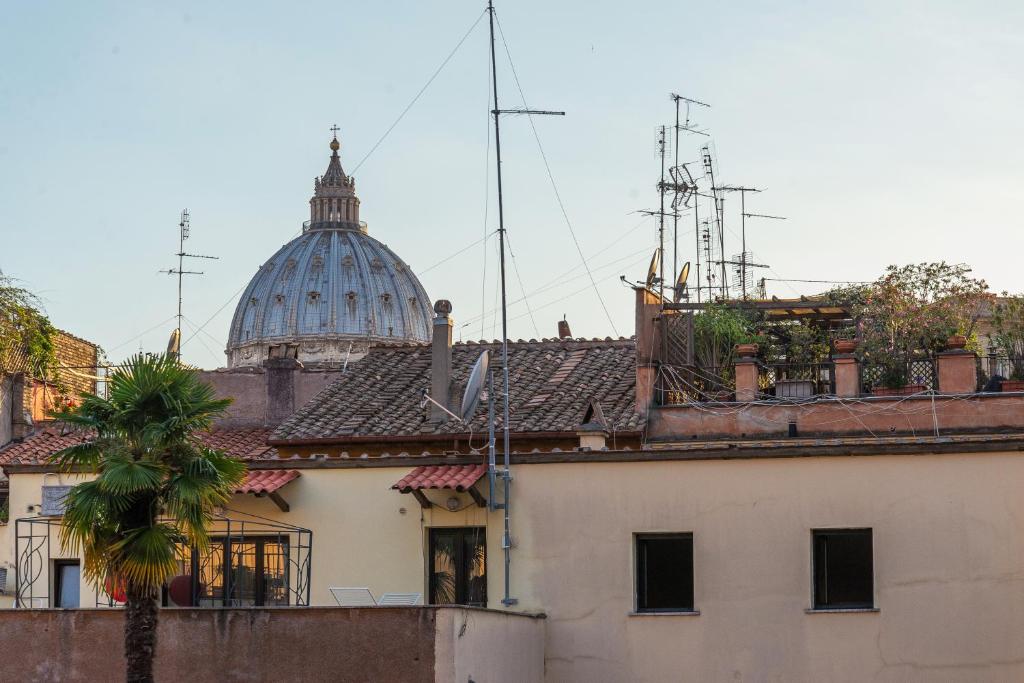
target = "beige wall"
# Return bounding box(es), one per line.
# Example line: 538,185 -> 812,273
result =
4,451 -> 1024,682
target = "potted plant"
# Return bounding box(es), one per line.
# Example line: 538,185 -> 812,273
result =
845,263 -> 990,395
991,294 -> 1024,391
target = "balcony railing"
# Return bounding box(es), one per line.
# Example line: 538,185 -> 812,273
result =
860,357 -> 937,394
976,356 -> 1024,391
658,364 -> 735,404
758,362 -> 835,399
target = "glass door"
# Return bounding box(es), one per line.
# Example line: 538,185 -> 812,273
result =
429,528 -> 486,607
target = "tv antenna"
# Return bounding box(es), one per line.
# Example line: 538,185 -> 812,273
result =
668,94 -> 709,303
159,209 -> 218,359
487,0 -> 563,607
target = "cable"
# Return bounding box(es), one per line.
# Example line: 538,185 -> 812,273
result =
419,231 -> 496,275
504,232 -> 540,337
106,316 -> 180,354
494,12 -> 619,337
181,281 -> 250,347
349,9 -> 487,175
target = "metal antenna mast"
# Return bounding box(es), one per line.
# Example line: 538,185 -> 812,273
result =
668,94 -> 708,301
487,0 -> 563,607
159,209 -> 218,359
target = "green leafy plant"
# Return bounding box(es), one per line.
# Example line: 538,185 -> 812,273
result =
51,354 -> 246,683
849,263 -> 991,389
992,294 -> 1024,380
693,303 -> 758,370
0,271 -> 56,378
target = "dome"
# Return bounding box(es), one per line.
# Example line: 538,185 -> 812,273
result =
226,134 -> 431,368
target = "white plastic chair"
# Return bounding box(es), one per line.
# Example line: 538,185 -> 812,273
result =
329,587 -> 377,607
378,592 -> 422,606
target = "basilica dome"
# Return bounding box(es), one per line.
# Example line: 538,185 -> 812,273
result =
226,134 -> 431,368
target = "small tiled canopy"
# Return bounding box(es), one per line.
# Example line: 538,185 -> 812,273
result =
236,469 -> 300,512
392,464 -> 487,508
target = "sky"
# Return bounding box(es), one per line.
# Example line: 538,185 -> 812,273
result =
2,1 -> 1022,369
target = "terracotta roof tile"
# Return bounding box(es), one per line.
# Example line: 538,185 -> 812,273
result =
237,469 -> 299,494
0,425 -> 277,466
274,338 -> 641,441
392,464 -> 487,492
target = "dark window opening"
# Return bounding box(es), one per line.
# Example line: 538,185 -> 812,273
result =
813,528 -> 873,609
636,533 -> 694,612
54,560 -> 80,608
429,527 -> 486,607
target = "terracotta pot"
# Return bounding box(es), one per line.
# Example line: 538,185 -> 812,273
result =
871,384 -> 926,397
1000,380 -> 1024,392
735,343 -> 758,358
946,335 -> 967,350
833,339 -> 857,354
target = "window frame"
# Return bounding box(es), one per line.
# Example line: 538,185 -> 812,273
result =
53,559 -> 81,608
188,536 -> 291,607
428,527 -> 487,608
634,532 -> 696,614
811,528 -> 875,611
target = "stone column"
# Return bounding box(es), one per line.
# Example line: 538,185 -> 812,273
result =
833,356 -> 860,397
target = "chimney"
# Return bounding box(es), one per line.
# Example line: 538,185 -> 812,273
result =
265,344 -> 302,425
557,316 -> 572,340
577,399 -> 609,450
431,300 -> 454,422
634,287 -> 663,416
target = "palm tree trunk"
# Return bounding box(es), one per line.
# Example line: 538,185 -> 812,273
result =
124,586 -> 159,683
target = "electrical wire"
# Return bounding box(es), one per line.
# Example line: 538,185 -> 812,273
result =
106,315 -> 180,355
419,231 -> 496,275
349,9 -> 487,175
504,231 -> 540,337
493,12 -> 619,337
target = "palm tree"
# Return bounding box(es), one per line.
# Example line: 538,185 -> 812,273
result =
52,353 -> 246,683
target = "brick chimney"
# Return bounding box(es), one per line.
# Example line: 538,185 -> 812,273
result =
558,317 -> 572,340
430,300 -> 454,422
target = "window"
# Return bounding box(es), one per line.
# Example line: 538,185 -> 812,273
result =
190,537 -> 290,607
429,527 -> 486,607
635,533 -> 694,612
812,528 -> 874,610
54,561 -> 80,608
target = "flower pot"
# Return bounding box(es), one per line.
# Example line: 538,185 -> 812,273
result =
735,343 -> 758,358
871,384 -> 926,397
833,339 -> 857,354
945,335 -> 967,350
1000,380 -> 1024,392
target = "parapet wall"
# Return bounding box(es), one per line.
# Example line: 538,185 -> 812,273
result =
0,606 -> 544,682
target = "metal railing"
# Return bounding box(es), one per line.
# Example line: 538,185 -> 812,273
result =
658,364 -> 735,404
860,357 -> 937,394
976,356 -> 1024,391
759,362 -> 835,398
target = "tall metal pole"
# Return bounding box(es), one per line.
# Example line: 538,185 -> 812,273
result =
176,213 -> 185,336
741,190 -> 747,299
694,200 -> 701,303
672,101 -> 680,297
658,126 -> 666,301
488,0 -> 516,607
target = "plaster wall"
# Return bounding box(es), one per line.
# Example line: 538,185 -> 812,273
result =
509,452 -> 1024,682
434,607 -> 546,683
199,368 -> 341,427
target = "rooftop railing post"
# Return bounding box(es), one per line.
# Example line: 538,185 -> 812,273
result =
937,335 -> 977,394
832,340 -> 861,397
734,343 -> 759,402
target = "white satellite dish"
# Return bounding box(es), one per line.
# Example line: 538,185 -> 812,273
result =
461,350 -> 489,422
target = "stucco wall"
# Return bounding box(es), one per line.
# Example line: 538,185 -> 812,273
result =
4,451 -> 1023,682
199,368 -> 340,427
434,607 -> 546,683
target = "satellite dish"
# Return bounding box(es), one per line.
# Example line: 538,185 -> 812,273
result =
645,250 -> 660,289
167,328 -> 181,358
673,261 -> 691,303
460,350 -> 489,422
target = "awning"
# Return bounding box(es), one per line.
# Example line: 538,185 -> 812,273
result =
392,464 -> 487,509
236,469 -> 300,512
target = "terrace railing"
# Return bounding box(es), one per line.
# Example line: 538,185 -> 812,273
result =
758,361 -> 836,399
976,356 -> 1024,391
860,357 -> 937,394
658,364 -> 736,404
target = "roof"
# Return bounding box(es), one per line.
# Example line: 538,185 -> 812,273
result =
392,464 -> 487,492
0,425 -> 277,466
272,337 -> 642,442
236,469 -> 299,494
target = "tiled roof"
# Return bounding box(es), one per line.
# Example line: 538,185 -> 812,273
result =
0,426 -> 93,465
237,469 -> 299,494
273,338 -> 641,442
0,425 -> 277,466
392,464 -> 487,492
